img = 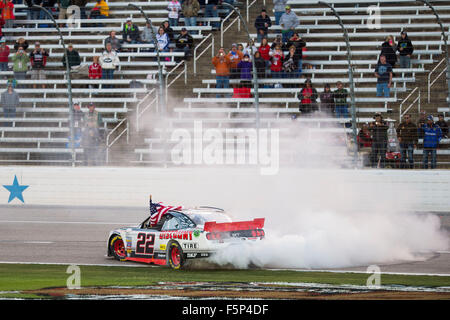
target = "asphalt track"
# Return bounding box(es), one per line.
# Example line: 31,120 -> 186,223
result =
0,205 -> 449,275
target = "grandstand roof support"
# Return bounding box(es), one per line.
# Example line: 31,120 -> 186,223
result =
128,3 -> 166,117
417,0 -> 450,112
319,1 -> 358,167
221,2 -> 261,161
33,5 -> 76,167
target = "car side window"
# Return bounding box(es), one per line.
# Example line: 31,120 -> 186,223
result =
161,216 -> 181,231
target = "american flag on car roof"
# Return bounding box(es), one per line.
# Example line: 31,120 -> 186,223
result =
149,196 -> 182,227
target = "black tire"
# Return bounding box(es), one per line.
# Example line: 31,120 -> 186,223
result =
110,235 -> 127,261
167,241 -> 186,269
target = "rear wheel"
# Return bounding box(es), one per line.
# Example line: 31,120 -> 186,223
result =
167,241 -> 186,269
110,235 -> 127,261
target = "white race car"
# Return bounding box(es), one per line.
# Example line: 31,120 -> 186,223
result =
107,206 -> 265,269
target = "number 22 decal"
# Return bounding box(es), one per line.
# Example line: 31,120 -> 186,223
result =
136,233 -> 155,255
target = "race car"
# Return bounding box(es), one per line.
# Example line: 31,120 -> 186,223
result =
107,203 -> 265,269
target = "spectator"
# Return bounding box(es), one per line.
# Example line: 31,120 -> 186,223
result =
374,54 -> 393,100
271,34 -> 284,50
212,47 -> 231,98
99,42 -> 119,88
39,0 -> 56,28
104,30 -> 122,52
82,121 -> 101,166
299,79 -> 318,114
397,31 -> 414,69
156,26 -> 171,53
167,0 -> 182,27
66,102 -> 84,148
286,33 -> 306,76
62,43 -> 81,69
11,45 -> 29,83
254,8 -> 272,43
182,0 -> 200,28
417,111 -> 427,139
204,0 -> 219,30
123,18 -> 141,44
358,123 -> 373,149
1,81 -> 19,125
1,0 -> 15,29
0,38 -> 9,73
320,83 -> 335,114
162,20 -> 175,43
436,113 -> 449,138
396,114 -> 418,169
57,0 -> 71,27
369,113 -> 388,168
141,22 -> 156,44
273,0 -> 288,25
379,35 -> 397,68
237,53 -> 252,81
92,0 -> 108,18
258,37 -> 271,65
227,43 -> 243,79
88,56 -> 101,89
0,15 -> 4,40
29,41 -> 48,89
253,50 -> 266,81
243,39 -> 257,58
421,115 -> 442,169
334,81 -> 349,118
279,5 -> 299,43
25,0 -> 40,21
175,27 -> 194,61
269,45 -> 284,85
85,102 -> 103,128
282,45 -> 299,83
13,37 -> 29,51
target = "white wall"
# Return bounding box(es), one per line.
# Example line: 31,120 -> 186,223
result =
0,167 -> 449,212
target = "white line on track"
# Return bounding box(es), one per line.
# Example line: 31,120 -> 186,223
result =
267,268 -> 450,277
0,220 -> 135,225
0,261 -> 149,267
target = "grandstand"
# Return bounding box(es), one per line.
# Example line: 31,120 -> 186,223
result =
0,0 -> 449,167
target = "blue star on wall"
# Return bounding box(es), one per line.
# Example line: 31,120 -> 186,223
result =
3,175 -> 29,203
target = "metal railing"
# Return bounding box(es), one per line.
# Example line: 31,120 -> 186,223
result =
399,87 -> 421,121
428,58 -> 446,103
135,88 -> 157,133
193,33 -> 215,75
220,11 -> 241,47
165,60 -> 188,105
105,117 -> 129,164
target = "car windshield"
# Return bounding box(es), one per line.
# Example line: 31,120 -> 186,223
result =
187,212 -> 232,226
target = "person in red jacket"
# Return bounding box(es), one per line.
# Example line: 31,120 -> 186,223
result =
1,0 -> 14,29
88,56 -> 102,89
270,46 -> 284,78
0,17 -> 5,40
0,38 -> 9,73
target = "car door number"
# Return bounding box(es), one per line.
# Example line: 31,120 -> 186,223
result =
136,232 -> 155,255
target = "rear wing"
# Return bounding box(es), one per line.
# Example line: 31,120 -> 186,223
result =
204,218 -> 265,232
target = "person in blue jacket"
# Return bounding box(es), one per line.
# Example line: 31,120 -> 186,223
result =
421,115 -> 442,169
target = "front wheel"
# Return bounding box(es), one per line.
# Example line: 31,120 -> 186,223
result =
110,235 -> 127,261
167,241 -> 186,269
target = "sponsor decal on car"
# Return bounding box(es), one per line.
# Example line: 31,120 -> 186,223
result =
182,243 -> 199,250
159,231 -> 193,241
160,244 -> 166,251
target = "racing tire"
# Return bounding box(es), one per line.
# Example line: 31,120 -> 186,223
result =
167,241 -> 186,270
110,235 -> 127,261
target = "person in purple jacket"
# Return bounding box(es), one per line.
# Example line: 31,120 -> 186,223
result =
237,54 -> 252,80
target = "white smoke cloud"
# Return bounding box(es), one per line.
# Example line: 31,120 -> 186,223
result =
203,121 -> 449,269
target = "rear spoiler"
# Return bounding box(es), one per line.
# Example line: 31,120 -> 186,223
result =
204,218 -> 265,232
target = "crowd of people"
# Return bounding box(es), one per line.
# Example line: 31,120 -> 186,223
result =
357,111 -> 448,169
0,1 -> 448,168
